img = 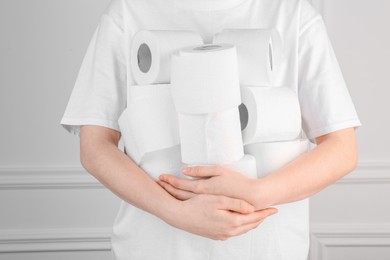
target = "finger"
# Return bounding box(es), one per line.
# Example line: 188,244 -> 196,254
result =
217,196 -> 255,214
183,165 -> 225,178
157,180 -> 196,200
159,174 -> 200,193
230,208 -> 278,226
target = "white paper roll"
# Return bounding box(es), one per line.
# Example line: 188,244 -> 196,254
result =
213,28 -> 284,86
124,84 -> 180,160
130,30 -> 203,85
139,145 -> 184,181
118,108 -> 182,180
118,107 -> 141,164
171,43 -> 241,114
222,154 -> 257,179
244,139 -> 309,177
240,86 -> 302,144
178,106 -> 244,165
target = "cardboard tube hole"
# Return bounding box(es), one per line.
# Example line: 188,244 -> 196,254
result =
137,43 -> 152,73
239,103 -> 249,131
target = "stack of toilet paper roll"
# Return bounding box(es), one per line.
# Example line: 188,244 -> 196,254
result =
118,28 -> 309,181
170,43 -> 257,179
118,30 -> 257,180
213,28 -> 309,177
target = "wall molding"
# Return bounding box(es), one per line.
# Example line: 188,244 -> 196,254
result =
337,161 -> 390,184
0,166 -> 103,190
310,223 -> 390,260
0,161 -> 388,190
0,228 -> 111,253
1,224 -> 389,255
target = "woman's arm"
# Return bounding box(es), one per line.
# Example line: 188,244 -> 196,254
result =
79,125 -> 277,240
255,127 -> 358,209
159,127 -> 358,210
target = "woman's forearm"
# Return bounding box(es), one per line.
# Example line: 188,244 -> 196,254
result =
80,126 -> 180,223
254,128 -> 358,210
157,128 -> 359,212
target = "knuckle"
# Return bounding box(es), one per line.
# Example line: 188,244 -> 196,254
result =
219,236 -> 228,241
224,229 -> 235,239
215,233 -> 228,241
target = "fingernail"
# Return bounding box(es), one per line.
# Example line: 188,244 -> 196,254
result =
182,167 -> 190,174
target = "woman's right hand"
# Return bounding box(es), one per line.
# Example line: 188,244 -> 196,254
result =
165,194 -> 278,241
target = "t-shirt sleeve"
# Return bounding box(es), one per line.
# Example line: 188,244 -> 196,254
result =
297,11 -> 362,141
60,1 -> 127,137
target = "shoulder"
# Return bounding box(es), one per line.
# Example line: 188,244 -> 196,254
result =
297,0 -> 321,33
267,0 -> 320,29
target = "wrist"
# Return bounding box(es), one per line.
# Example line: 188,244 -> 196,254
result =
252,177 -> 275,210
158,197 -> 185,227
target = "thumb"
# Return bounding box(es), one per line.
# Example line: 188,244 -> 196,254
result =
218,196 -> 255,214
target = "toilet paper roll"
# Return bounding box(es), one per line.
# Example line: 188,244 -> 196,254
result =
222,154 -> 257,179
125,84 -> 180,160
213,28 -> 284,86
171,43 -> 241,114
244,139 -> 309,177
178,106 -> 244,165
240,86 -> 302,145
139,145 -> 184,181
130,30 -> 203,85
119,109 -> 182,180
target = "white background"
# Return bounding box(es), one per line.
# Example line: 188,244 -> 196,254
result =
0,0 -> 389,259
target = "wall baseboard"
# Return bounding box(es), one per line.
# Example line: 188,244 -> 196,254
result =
0,161 -> 388,190
310,223 -> 390,260
0,228 -> 111,253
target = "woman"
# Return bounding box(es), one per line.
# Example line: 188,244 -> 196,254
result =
60,0 -> 361,259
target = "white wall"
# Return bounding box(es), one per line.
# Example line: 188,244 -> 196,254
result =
309,0 -> 390,259
0,0 -> 389,259
0,1 -> 120,259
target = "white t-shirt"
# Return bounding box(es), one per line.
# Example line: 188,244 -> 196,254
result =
60,0 -> 362,259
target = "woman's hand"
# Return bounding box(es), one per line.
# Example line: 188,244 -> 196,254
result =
158,165 -> 260,207
167,194 -> 277,241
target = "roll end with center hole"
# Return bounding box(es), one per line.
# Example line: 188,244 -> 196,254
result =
239,103 -> 249,131
137,43 -> 152,73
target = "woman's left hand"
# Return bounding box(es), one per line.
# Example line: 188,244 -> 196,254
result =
158,165 -> 257,206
